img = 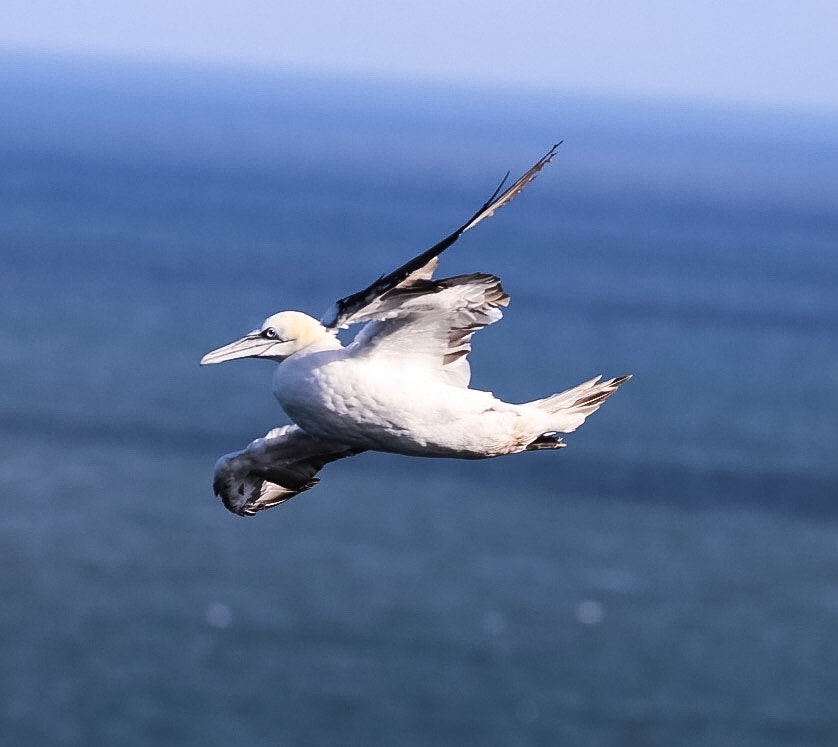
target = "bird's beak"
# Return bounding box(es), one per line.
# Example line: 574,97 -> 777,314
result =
200,331 -> 275,365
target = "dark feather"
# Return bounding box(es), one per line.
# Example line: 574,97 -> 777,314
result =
213,426 -> 363,516
321,143 -> 560,329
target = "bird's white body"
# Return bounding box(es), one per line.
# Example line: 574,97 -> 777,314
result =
201,145 -> 631,516
273,339 -> 529,458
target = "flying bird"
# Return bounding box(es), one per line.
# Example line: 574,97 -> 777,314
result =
201,144 -> 630,516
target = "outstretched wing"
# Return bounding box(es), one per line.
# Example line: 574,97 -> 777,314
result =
212,425 -> 363,516
348,273 -> 509,387
320,143 -> 560,330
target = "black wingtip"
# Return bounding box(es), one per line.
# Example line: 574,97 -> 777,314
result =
487,170 -> 512,204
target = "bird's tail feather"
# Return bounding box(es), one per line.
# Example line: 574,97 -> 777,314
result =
529,374 -> 632,435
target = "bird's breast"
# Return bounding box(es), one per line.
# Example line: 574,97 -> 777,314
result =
273,354 -> 389,440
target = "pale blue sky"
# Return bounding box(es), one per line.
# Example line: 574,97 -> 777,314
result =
2,1 -> 837,112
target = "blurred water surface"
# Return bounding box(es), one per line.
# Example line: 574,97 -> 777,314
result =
1,54 -> 838,746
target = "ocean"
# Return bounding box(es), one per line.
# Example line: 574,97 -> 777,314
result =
1,53 -> 837,745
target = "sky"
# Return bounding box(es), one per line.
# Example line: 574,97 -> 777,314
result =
2,0 -> 837,113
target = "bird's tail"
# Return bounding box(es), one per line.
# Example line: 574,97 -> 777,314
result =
525,375 -> 632,445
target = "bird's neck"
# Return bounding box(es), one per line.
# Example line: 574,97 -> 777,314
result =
291,330 -> 343,357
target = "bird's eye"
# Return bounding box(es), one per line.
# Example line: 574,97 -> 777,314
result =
261,328 -> 278,339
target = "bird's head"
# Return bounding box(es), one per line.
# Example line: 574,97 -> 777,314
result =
200,311 -> 336,365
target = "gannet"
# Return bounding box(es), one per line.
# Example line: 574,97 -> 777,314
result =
201,144 -> 630,516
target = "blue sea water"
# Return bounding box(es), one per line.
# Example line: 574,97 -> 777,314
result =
1,53 -> 838,745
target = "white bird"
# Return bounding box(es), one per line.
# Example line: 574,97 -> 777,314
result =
201,144 -> 630,516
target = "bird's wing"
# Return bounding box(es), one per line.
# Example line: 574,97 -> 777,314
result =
212,425 -> 363,516
347,272 -> 509,387
320,143 -> 560,330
